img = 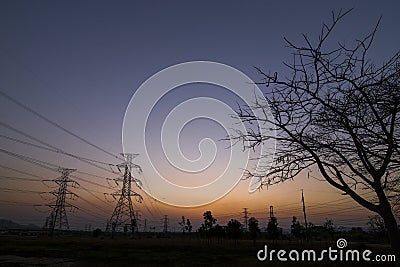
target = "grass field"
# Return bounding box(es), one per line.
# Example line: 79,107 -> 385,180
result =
0,234 -> 397,267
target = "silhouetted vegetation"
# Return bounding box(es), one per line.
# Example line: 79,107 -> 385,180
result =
92,228 -> 102,238
1,209 -> 398,266
213,224 -> 225,244
323,218 -> 335,241
291,216 -> 306,241
248,217 -> 260,245
198,211 -> 217,242
226,219 -> 243,244
367,214 -> 387,241
0,223 -> 397,267
178,216 -> 192,235
234,9 -> 400,257
266,216 -> 281,242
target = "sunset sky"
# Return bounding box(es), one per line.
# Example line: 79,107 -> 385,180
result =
0,0 -> 399,231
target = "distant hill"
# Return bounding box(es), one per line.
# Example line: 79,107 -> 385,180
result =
0,219 -> 40,230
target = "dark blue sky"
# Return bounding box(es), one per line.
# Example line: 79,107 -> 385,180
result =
1,1 -> 399,154
0,0 -> 399,228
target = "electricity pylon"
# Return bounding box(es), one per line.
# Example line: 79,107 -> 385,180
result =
106,153 -> 143,237
163,215 -> 169,233
43,168 -> 79,235
242,208 -> 249,232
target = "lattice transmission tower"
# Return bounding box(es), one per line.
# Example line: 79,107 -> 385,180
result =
106,153 -> 143,237
242,208 -> 249,232
43,168 -> 79,235
162,215 -> 169,233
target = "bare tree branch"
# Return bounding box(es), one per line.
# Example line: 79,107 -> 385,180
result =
233,9 -> 400,255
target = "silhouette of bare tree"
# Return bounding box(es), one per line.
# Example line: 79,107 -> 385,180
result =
234,9 -> 400,256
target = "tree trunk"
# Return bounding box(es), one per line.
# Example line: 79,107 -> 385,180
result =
380,200 -> 400,261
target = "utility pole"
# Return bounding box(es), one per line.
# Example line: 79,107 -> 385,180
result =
269,205 -> 274,219
242,208 -> 248,232
43,168 -> 79,236
163,215 -> 169,233
302,189 -> 308,240
135,210 -> 141,232
106,153 -> 143,237
143,219 -> 147,233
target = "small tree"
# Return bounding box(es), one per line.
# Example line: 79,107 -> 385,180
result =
367,215 -> 386,237
323,218 -> 335,240
199,211 -> 217,242
186,218 -> 192,233
213,224 -> 225,243
267,216 -> 281,242
291,216 -> 305,241
202,211 -> 216,231
227,219 -> 243,245
248,217 -> 260,245
179,216 -> 187,234
92,228 -> 102,238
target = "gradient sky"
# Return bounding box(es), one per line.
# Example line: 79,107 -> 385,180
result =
0,0 -> 399,231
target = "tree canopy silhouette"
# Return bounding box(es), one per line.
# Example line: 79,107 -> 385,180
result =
235,9 -> 400,256
202,211 -> 216,232
267,216 -> 280,242
226,219 -> 243,244
248,217 -> 260,244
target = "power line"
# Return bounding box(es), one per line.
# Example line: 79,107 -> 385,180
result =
71,175 -> 111,190
138,195 -> 157,220
0,151 -> 129,217
0,147 -> 113,190
1,121 -> 121,180
0,89 -> 123,161
0,139 -> 160,223
75,170 -> 112,180
79,184 -> 114,209
0,150 -> 116,218
69,210 -> 106,223
0,124 -> 135,209
0,187 -> 44,194
212,191 -> 377,228
0,175 -> 41,182
0,147 -> 59,172
139,173 -> 164,218
0,90 -> 161,223
251,190 -> 375,215
0,200 -> 41,206
0,122 -> 120,174
77,196 -> 111,217
0,163 -> 47,179
0,132 -> 115,166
